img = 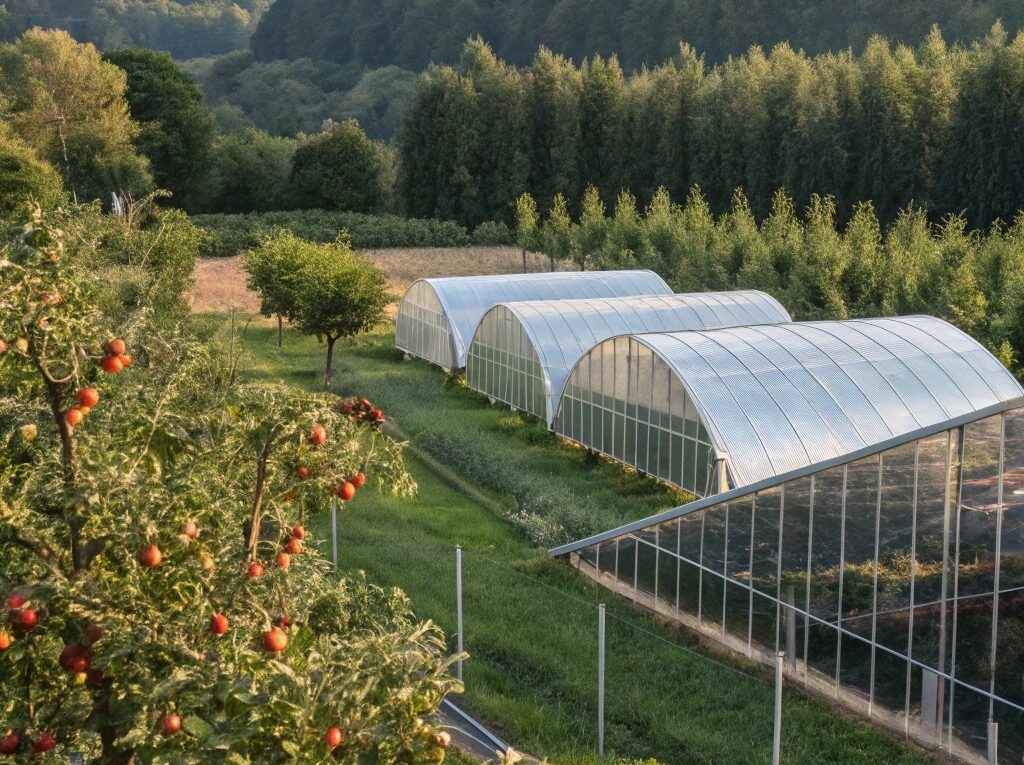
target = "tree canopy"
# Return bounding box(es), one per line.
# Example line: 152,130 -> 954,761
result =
0,29 -> 152,204
252,0 -> 1024,71
290,120 -> 388,213
0,0 -> 271,59
0,122 -> 66,222
102,49 -> 217,211
399,31 -> 1024,229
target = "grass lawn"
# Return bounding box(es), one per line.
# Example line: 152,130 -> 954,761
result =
225,316 -> 942,765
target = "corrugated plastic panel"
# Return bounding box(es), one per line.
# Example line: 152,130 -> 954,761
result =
634,316 -> 1024,487
468,290 -> 791,423
399,270 -> 671,368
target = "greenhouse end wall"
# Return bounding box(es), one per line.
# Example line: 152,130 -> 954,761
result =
465,305 -> 547,419
555,336 -> 725,497
394,280 -> 456,368
562,406 -> 1024,764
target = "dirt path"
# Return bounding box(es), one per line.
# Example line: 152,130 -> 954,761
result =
188,246 -> 568,314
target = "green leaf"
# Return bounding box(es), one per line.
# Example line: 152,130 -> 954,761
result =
183,714 -> 215,743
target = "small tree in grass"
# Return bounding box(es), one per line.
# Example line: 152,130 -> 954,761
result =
514,192 -> 541,272
248,230 -> 391,386
242,229 -> 300,345
294,235 -> 391,386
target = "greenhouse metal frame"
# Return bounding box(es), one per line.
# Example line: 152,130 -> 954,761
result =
551,398 -> 1024,764
394,270 -> 671,369
553,316 -> 1023,498
465,290 -> 792,426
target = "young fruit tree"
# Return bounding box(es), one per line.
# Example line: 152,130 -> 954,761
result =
0,207 -> 455,763
246,230 -> 390,386
242,230 -> 301,346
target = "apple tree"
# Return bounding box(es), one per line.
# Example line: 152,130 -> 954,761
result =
0,206 -> 456,763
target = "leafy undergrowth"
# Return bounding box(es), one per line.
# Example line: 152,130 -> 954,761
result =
221,315 -> 943,765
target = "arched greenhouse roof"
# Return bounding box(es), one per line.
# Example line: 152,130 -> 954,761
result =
585,315 -> 1023,489
397,269 -> 671,368
471,290 -> 791,425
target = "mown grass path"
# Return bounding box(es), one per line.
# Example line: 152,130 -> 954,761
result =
228,316 -> 944,765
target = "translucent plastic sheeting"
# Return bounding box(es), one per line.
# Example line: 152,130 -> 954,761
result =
395,270 -> 671,369
556,316 -> 1023,493
467,291 -> 791,425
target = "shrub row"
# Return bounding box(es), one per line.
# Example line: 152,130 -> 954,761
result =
192,210 -> 514,257
414,427 -> 623,547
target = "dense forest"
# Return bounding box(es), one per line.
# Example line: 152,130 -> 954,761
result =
252,0 -> 1024,70
399,32 -> 1024,229
0,0 -> 270,58
183,52 -> 416,138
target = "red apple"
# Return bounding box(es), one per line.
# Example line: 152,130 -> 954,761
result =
325,727 -> 343,748
182,520 -> 198,540
296,465 -> 309,479
76,388 -> 100,408
0,632 -> 11,651
210,613 -> 229,635
118,354 -> 132,368
261,627 -> 288,653
275,614 -> 291,629
309,423 -> 326,446
138,545 -> 162,568
30,733 -> 55,753
0,340 -> 6,355
105,338 -> 126,356
246,561 -> 265,578
159,714 -> 181,737
59,643 -> 92,673
351,472 -> 366,488
276,552 -> 291,570
64,408 -> 84,427
5,594 -> 25,611
13,609 -> 37,631
284,537 -> 302,555
0,733 -> 18,754
101,355 -> 123,374
337,481 -> 356,501
291,525 -> 305,540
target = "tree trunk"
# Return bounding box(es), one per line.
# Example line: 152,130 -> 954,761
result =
549,254 -> 555,272
277,315 -> 282,346
521,247 -> 527,272
245,444 -> 270,558
324,335 -> 336,387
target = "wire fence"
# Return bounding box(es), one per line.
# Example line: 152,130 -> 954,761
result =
451,544 -> 786,764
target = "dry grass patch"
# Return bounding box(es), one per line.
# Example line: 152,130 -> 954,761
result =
189,246 -> 571,314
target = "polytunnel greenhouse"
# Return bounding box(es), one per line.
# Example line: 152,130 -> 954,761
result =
394,270 -> 670,369
554,316 -> 1024,497
465,290 -> 791,426
550,315 -> 1024,763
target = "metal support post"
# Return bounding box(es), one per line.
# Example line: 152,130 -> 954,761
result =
773,651 -> 784,765
598,603 -> 606,760
456,545 -> 464,683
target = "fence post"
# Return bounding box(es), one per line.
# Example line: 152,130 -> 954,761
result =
598,603 -> 606,760
330,496 -> 338,569
456,545 -> 464,683
987,721 -> 997,765
773,651 -> 784,765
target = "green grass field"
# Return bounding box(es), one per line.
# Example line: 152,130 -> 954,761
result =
227,317 -> 942,765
